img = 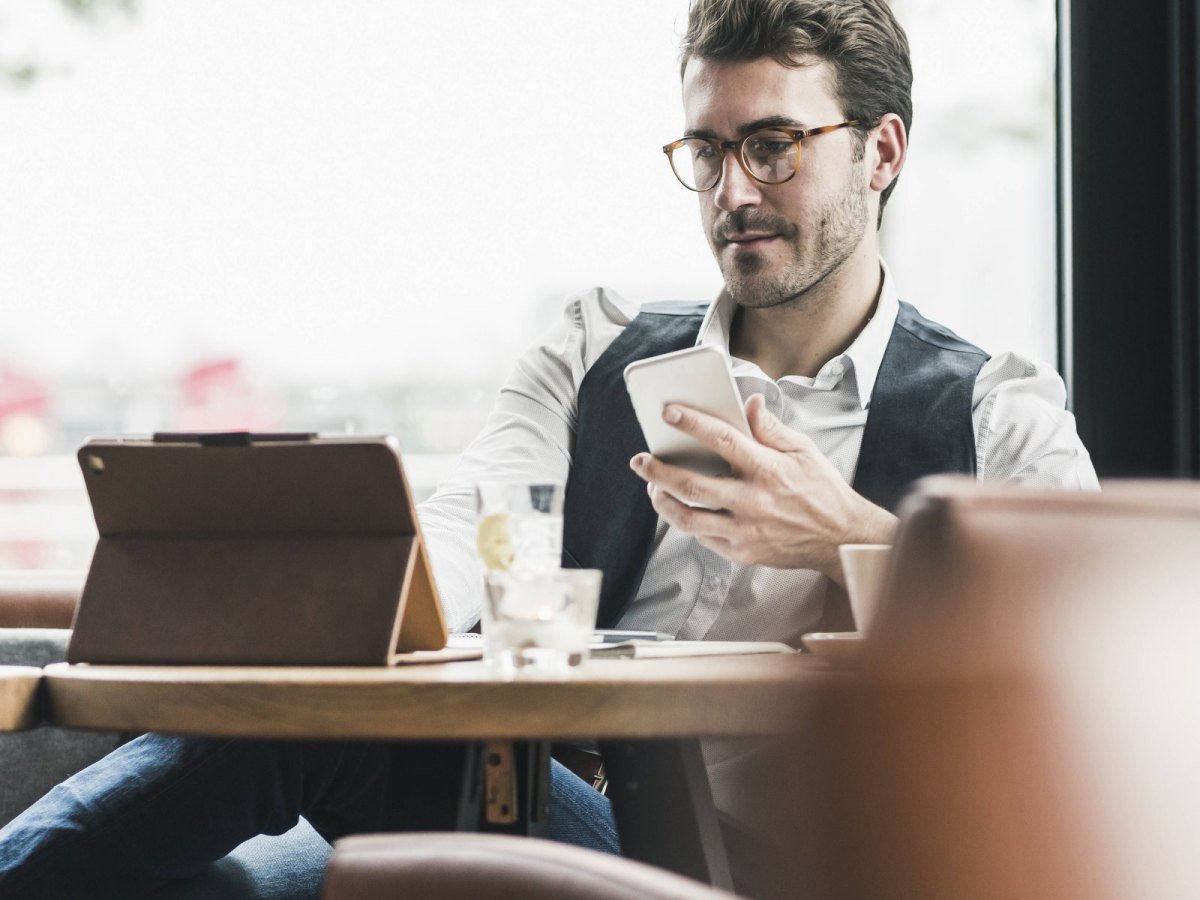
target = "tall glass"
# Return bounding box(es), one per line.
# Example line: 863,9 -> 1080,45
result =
474,482 -> 566,667
474,482 -> 564,574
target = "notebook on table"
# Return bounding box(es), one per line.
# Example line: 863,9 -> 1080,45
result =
67,433 -> 448,666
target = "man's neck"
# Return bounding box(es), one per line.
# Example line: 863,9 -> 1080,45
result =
728,250 -> 883,382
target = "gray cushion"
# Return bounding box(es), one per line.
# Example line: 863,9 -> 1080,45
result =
0,725 -> 128,827
0,628 -> 126,827
0,627 -> 74,667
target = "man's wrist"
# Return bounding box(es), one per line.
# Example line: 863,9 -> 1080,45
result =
827,500 -> 898,585
857,503 -> 899,546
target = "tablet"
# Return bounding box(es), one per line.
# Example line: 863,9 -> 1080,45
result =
67,433 -> 448,666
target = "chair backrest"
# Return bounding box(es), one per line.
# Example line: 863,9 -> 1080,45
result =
804,478 -> 1200,900
320,833 -> 737,900
0,570 -> 84,629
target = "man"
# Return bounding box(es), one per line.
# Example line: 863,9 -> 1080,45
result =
419,3 -> 1093,892
422,0 -> 1095,643
0,1 -> 1096,897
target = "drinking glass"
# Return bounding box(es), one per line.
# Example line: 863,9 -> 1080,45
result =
482,568 -> 602,677
474,482 -> 564,573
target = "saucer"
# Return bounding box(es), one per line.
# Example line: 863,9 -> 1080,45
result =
800,631 -> 864,664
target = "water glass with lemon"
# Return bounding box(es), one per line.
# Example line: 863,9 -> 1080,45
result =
475,482 -> 564,574
475,482 -> 602,675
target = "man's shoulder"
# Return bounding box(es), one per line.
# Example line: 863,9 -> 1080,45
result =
558,287 -> 664,373
564,288 -> 708,326
563,289 -> 712,371
562,286 -> 639,326
974,350 -> 1066,404
972,350 -> 1098,487
895,301 -> 989,358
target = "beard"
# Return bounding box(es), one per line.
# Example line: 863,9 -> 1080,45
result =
713,170 -> 870,311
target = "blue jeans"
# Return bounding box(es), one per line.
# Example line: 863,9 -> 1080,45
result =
0,734 -> 619,899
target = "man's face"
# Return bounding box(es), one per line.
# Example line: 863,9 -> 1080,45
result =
681,56 -> 875,310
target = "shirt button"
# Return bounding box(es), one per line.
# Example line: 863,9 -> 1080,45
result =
707,575 -> 729,593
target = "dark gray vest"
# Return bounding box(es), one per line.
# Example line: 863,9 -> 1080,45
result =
561,300 -> 989,630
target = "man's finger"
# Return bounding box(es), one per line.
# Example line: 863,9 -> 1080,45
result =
661,403 -> 766,471
745,394 -> 809,453
632,453 -> 739,512
645,475 -> 739,539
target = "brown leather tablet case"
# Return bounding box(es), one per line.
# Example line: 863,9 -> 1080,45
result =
67,434 -> 448,665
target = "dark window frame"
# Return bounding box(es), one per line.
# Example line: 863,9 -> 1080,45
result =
1063,0 -> 1200,477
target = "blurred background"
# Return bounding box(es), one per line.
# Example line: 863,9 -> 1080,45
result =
0,0 -> 1056,568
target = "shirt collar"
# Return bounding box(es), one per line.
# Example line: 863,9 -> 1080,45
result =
694,259 -> 899,410
841,261 -> 898,409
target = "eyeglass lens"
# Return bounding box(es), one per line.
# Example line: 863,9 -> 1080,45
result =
669,130 -> 798,191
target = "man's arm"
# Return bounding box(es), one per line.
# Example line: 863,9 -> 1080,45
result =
629,393 -> 897,586
971,351 -> 1099,488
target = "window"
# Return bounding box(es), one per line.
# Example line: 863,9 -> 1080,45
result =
0,0 -> 1061,567
885,0 -> 1058,366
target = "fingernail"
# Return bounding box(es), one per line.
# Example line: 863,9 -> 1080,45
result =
630,455 -> 644,471
663,405 -> 682,424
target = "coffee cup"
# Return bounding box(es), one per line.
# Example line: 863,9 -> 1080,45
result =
838,544 -> 892,635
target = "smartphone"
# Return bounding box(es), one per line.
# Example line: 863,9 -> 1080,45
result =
623,345 -> 752,485
592,629 -> 673,643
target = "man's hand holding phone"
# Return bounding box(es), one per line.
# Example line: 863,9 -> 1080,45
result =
623,346 -> 752,493
627,389 -> 897,582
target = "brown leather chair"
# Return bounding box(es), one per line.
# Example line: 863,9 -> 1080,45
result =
319,480 -> 1200,900
0,570 -> 82,628
320,833 -> 737,900
802,478 -> 1200,900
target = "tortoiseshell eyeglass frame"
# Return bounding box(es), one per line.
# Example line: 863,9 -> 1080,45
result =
662,120 -> 862,192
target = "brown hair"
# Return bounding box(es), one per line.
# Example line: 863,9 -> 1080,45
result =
680,0 -> 912,213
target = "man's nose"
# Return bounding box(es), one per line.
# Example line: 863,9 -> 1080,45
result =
713,152 -> 762,212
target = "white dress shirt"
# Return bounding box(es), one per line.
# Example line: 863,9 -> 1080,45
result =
418,264 -> 1099,636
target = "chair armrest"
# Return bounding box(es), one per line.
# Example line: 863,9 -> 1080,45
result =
320,833 -> 740,900
0,571 -> 84,629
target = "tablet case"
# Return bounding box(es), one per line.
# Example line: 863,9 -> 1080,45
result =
66,434 -> 448,666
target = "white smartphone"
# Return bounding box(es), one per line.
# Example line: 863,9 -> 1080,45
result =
623,345 -> 752,484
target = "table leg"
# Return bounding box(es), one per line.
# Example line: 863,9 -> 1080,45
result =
598,738 -> 733,891
456,739 -> 551,837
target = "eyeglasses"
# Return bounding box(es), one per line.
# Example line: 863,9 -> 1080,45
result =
662,121 -> 860,192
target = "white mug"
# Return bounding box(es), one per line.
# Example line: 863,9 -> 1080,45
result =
838,544 -> 892,635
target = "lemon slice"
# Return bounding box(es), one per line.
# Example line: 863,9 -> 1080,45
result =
476,512 -> 515,571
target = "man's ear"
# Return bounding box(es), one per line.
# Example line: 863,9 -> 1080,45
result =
869,113 -> 907,193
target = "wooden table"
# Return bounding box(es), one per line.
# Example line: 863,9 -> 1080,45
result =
43,652 -> 836,889
43,653 -> 824,739
0,665 -> 43,732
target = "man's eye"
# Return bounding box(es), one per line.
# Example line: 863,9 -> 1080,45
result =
750,139 -> 792,156
693,144 -> 716,160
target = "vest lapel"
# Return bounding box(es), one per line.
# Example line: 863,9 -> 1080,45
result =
852,301 -> 988,510
562,303 -> 708,628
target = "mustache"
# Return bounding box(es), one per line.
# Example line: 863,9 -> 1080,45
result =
713,210 -> 798,245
